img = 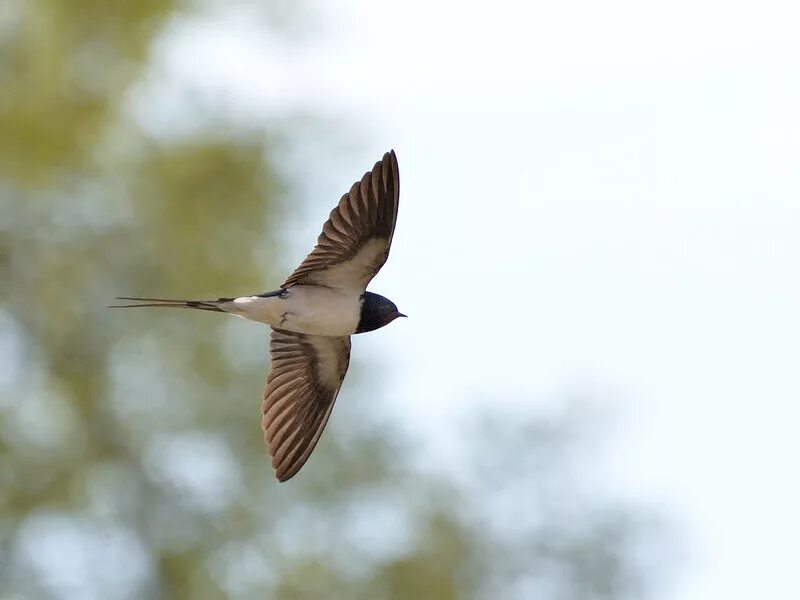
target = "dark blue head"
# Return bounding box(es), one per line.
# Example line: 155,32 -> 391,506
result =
355,292 -> 406,334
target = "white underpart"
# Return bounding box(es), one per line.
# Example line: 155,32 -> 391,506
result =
223,285 -> 361,336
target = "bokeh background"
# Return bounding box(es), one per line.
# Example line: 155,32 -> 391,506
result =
2,1 -> 799,599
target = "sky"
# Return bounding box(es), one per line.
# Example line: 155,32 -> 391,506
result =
138,1 -> 800,598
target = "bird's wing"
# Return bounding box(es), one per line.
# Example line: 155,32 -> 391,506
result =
261,327 -> 351,481
282,150 -> 400,293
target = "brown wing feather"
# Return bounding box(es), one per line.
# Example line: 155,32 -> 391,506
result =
282,150 -> 400,292
261,328 -> 351,481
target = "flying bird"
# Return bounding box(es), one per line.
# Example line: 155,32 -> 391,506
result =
111,150 -> 404,481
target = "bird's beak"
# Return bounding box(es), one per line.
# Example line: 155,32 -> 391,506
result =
397,312 -> 407,318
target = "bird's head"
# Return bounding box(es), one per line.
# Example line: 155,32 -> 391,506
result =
356,291 -> 406,333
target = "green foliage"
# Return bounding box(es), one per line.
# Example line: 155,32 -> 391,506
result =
0,0 -> 181,184
0,2 -> 676,598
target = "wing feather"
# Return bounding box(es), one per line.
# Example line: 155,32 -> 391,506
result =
282,150 -> 400,292
261,328 -> 351,481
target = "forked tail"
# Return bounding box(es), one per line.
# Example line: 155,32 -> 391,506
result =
108,296 -> 232,312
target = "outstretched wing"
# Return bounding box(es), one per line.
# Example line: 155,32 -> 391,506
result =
261,328 -> 351,481
283,150 -> 400,293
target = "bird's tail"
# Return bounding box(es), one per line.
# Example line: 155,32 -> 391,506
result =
108,296 -> 234,312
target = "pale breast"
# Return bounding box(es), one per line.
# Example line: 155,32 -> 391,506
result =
228,286 -> 361,336
281,285 -> 361,336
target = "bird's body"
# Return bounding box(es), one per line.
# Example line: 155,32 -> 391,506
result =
111,150 -> 404,481
229,286 -> 363,336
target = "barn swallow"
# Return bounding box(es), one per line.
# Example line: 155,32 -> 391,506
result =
111,150 -> 404,481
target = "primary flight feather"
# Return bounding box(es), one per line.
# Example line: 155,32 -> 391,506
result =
111,150 -> 404,481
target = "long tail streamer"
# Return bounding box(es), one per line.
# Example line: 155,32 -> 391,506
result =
108,297 -> 227,312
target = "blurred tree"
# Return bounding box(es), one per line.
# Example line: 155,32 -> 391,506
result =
0,1 -> 677,599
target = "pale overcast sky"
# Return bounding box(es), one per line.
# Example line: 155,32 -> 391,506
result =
143,1 -> 800,598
